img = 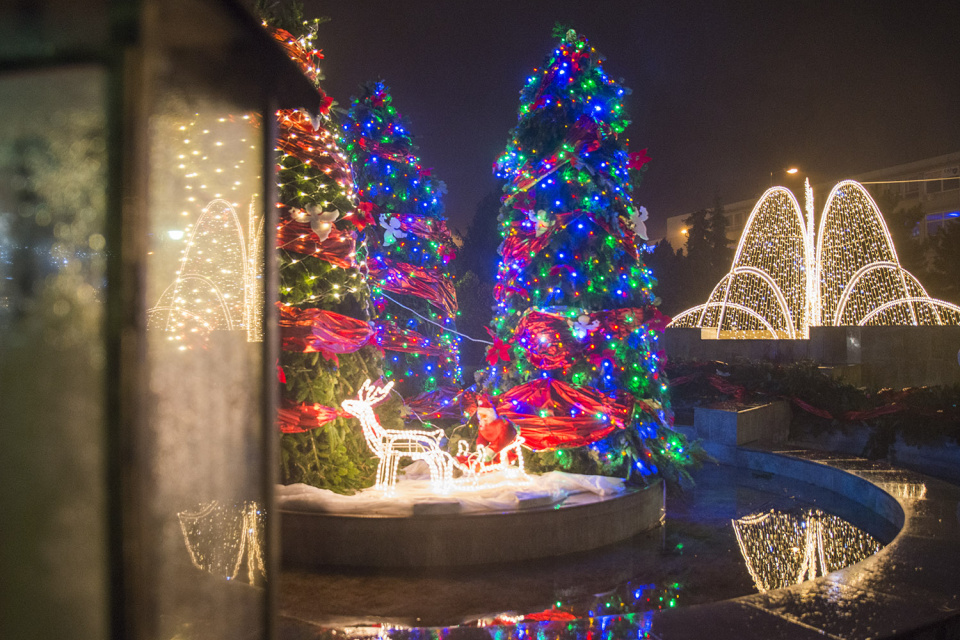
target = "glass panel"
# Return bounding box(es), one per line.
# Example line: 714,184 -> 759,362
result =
0,66 -> 108,640
141,74 -> 267,640
0,0 -> 109,59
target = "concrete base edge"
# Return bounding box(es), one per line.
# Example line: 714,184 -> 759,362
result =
281,479 -> 665,568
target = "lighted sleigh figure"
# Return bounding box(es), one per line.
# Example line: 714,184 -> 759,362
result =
453,395 -> 527,481
340,380 -> 528,493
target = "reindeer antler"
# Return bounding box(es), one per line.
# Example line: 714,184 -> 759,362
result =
356,379 -> 395,406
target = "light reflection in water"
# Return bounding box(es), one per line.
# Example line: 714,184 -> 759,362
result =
876,482 -> 927,500
177,501 -> 264,585
732,508 -> 882,593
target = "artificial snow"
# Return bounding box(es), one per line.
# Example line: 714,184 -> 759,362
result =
276,469 -> 626,516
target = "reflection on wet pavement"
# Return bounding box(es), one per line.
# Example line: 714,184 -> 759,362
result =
278,464 -> 895,636
178,500 -> 265,585
732,508 -> 882,592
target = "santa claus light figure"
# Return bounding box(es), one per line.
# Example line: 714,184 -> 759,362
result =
473,395 -> 519,464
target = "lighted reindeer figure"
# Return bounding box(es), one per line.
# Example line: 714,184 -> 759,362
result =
341,379 -> 453,493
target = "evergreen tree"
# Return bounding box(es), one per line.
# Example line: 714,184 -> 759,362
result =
481,29 -> 698,484
644,239 -> 684,316
455,191 -> 502,375
682,208 -> 711,259
678,207 -> 712,311
266,22 -> 399,493
342,82 -> 461,399
707,197 -> 733,275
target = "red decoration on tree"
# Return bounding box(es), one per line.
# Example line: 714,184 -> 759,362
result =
276,216 -> 357,269
485,336 -> 512,366
627,148 -> 651,171
277,399 -> 346,433
353,201 -> 376,230
278,303 -> 375,355
491,378 -> 644,449
369,256 -> 458,317
588,348 -> 617,367
374,320 -> 457,360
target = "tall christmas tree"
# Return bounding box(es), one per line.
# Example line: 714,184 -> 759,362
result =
342,82 -> 461,403
265,20 -> 399,493
481,28 -> 697,483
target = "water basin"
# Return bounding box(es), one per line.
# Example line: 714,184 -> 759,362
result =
278,462 -> 897,636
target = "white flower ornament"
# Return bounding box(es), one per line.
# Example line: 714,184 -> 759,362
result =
293,205 -> 339,242
570,314 -> 600,340
379,214 -> 407,244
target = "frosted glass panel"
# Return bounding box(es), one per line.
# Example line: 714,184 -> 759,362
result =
143,89 -> 267,638
0,66 -> 108,640
0,1 -> 109,59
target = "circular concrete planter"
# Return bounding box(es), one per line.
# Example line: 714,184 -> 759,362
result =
281,479 -> 664,568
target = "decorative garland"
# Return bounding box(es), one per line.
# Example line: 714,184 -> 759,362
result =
368,255 -> 458,318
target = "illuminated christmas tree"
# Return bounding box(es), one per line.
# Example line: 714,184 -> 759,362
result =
342,82 -> 461,400
481,28 -> 697,482
265,19 -> 399,493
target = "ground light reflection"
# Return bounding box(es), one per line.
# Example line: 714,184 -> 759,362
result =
732,508 -> 883,593
273,465 -> 897,639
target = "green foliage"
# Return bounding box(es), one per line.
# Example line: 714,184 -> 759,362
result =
668,358 -> 960,457
279,345 -> 402,492
271,46 -> 395,494
256,0 -> 329,39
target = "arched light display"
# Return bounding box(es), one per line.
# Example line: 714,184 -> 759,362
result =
732,508 -> 882,593
147,113 -> 264,345
670,180 -> 960,337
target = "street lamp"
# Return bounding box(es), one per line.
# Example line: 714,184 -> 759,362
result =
770,166 -> 800,187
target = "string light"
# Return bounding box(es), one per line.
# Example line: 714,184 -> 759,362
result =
341,380 -> 455,493
148,110 -> 264,345
670,179 -> 960,337
732,507 -> 882,593
178,501 -> 264,585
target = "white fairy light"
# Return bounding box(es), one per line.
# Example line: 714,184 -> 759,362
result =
341,380 -> 455,493
177,501 -> 265,585
341,380 -> 527,494
732,508 -> 881,593
669,180 -> 960,338
148,111 -> 264,344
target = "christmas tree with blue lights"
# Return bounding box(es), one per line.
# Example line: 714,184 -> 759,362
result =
481,28 -> 699,483
342,82 -> 461,400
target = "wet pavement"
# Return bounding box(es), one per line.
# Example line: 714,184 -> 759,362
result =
276,446 -> 959,639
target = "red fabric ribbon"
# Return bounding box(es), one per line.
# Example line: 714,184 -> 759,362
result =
357,137 -> 419,166
277,110 -> 352,183
275,215 -> 357,268
402,385 -> 463,421
369,256 -> 458,317
265,26 -> 332,113
494,379 -> 637,449
374,212 -> 458,262
512,307 -> 659,370
277,399 -> 346,433
278,303 -> 374,355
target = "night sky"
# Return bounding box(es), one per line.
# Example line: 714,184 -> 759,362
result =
304,1 -> 960,240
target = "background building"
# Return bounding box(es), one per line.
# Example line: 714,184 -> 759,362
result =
663,151 -> 960,251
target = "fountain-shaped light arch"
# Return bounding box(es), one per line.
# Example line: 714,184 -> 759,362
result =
670,187 -> 809,338
148,199 -> 252,343
817,180 -> 939,327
